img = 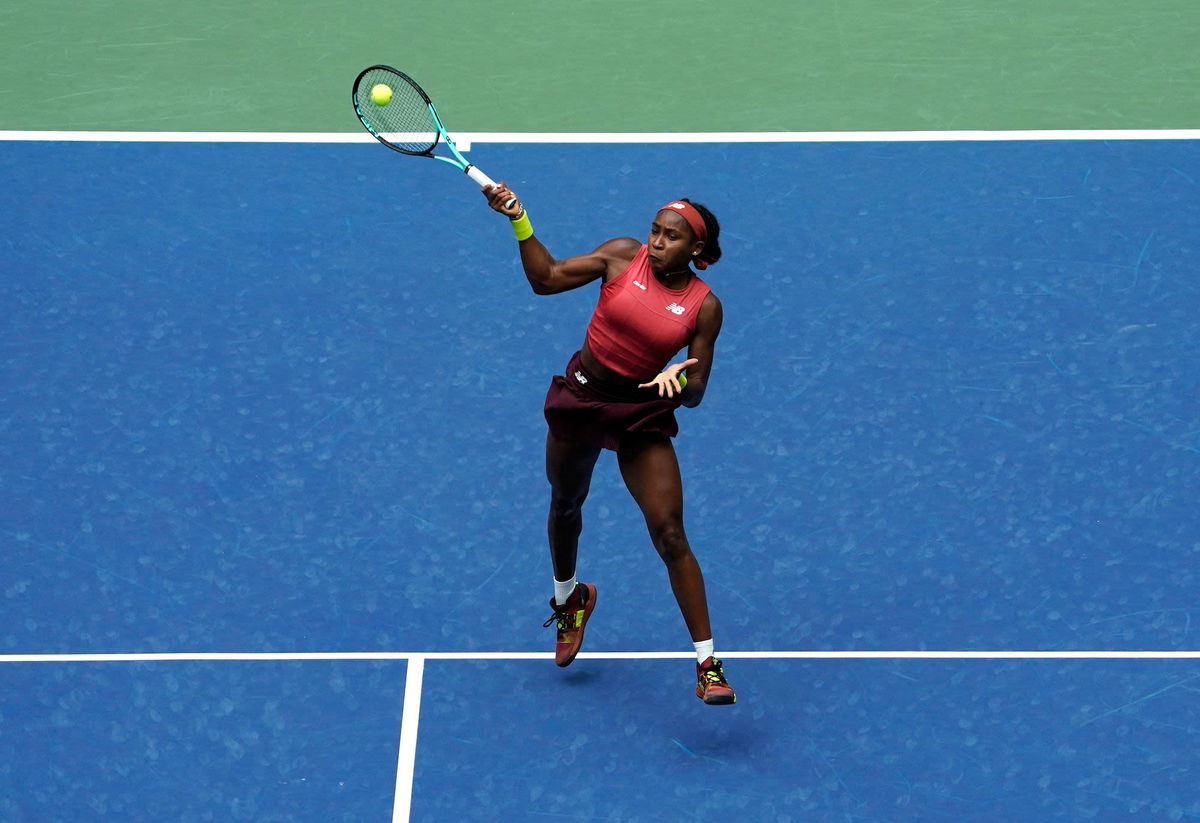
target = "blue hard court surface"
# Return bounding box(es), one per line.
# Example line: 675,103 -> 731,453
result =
1,138 -> 1198,820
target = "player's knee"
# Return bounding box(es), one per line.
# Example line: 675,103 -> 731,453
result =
549,490 -> 586,522
650,519 -> 690,564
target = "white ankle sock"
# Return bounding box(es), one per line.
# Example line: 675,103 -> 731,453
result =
553,577 -> 577,606
693,638 -> 714,664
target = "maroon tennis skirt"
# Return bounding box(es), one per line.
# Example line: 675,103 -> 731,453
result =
544,350 -> 681,451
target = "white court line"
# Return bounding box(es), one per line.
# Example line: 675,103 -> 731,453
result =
6,650 -> 1195,823
392,657 -> 424,823
2,129 -> 1199,144
2,650 -> 1199,663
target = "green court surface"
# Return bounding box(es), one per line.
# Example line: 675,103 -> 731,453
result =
2,0 -> 1197,132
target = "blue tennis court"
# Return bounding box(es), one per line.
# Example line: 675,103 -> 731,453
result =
2,137 -> 1198,820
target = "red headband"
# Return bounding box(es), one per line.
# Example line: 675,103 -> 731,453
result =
659,201 -> 709,270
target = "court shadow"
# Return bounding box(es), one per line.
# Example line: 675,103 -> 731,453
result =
561,667 -> 601,686
525,658 -> 606,690
661,714 -> 761,763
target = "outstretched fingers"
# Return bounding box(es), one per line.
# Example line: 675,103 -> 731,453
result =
637,359 -> 699,398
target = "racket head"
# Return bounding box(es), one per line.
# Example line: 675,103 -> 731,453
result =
352,66 -> 441,155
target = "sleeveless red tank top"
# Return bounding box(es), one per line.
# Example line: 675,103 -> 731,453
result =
584,245 -> 712,379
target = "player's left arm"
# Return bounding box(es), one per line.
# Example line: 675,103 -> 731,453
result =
679,292 -> 723,408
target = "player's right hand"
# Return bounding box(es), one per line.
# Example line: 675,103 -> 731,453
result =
485,182 -> 523,218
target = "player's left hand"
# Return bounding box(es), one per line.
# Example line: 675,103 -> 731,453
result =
639,358 -> 698,398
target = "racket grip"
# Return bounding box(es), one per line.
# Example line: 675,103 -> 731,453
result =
465,164 -> 518,209
465,164 -> 496,189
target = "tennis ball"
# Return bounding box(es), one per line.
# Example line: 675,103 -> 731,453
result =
370,83 -> 393,106
677,373 -> 687,389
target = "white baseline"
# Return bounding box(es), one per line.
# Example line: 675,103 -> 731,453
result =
2,650 -> 1199,663
2,129 -> 1200,146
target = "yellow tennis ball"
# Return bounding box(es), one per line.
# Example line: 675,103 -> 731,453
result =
370,83 -> 393,106
677,373 -> 687,389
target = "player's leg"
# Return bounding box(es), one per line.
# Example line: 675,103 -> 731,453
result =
545,429 -> 602,582
543,429 -> 602,666
616,435 -> 735,704
615,436 -> 710,638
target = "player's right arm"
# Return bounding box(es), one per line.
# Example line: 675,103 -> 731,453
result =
517,236 -> 640,295
485,184 -> 639,295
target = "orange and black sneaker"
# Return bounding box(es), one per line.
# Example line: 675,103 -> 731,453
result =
696,657 -> 737,705
542,582 -> 597,667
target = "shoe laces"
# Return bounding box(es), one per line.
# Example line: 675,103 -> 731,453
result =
700,659 -> 728,685
543,587 -> 587,629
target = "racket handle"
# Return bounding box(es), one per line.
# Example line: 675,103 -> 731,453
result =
465,164 -> 518,210
465,164 -> 496,189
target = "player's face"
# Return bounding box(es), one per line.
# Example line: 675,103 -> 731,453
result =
647,210 -> 703,275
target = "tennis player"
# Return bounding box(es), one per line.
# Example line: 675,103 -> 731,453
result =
484,184 -> 736,705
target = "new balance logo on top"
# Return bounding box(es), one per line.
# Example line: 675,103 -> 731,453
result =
632,279 -> 648,291
666,303 -> 685,315
574,370 -> 588,384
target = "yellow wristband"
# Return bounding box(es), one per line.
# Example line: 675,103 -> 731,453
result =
510,210 -> 533,242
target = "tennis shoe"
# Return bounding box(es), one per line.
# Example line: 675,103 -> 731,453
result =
696,656 -> 736,705
542,582 -> 597,667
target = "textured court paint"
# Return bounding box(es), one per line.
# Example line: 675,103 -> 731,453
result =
2,657 -> 1199,821
1,140 -> 1197,657
0,661 -> 407,822
413,658 -> 1200,821
1,1 -> 1198,131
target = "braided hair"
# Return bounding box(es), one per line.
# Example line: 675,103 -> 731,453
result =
681,198 -> 722,268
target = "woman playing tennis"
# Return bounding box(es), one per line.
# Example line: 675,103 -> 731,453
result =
484,184 -> 736,705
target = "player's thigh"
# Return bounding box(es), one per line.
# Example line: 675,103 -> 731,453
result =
616,436 -> 684,524
545,430 -> 602,503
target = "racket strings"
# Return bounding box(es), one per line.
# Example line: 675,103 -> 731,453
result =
354,68 -> 438,154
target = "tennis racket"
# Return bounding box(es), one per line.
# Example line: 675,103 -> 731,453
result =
352,65 -> 514,206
